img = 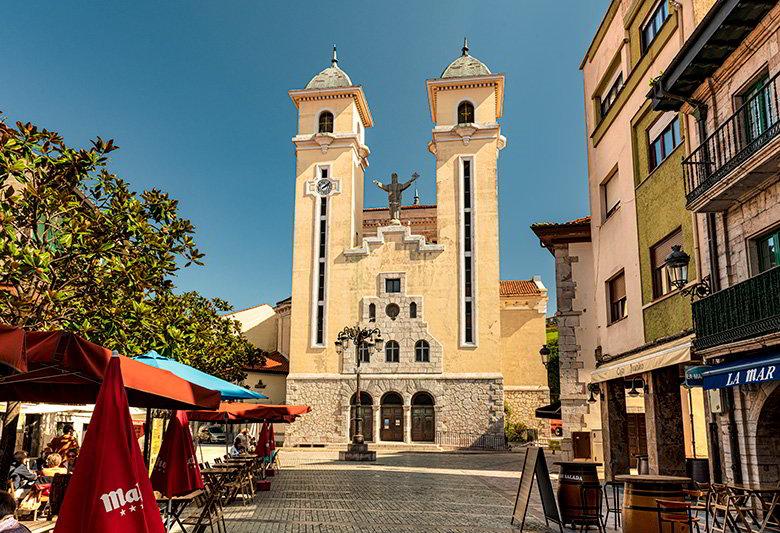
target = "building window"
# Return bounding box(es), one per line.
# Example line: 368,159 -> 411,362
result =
457,101 -> 474,124
756,227 -> 780,273
359,342 -> 371,363
607,271 -> 627,324
651,228 -> 683,299
601,171 -> 620,220
600,73 -> 624,118
741,74 -> 771,143
409,301 -> 417,319
641,0 -> 670,53
368,303 -> 376,322
318,111 -> 334,133
385,341 -> 400,363
385,278 -> 401,293
415,340 -> 430,362
649,116 -> 681,171
313,167 -> 329,346
461,158 -> 476,344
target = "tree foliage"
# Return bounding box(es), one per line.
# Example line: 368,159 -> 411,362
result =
0,116 -> 258,381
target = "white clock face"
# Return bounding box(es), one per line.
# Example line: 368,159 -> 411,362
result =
317,179 -> 333,196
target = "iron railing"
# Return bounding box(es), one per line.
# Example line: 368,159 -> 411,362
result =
683,71 -> 780,205
692,266 -> 780,350
436,432 -> 509,450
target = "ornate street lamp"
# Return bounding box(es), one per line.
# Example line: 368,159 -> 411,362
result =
665,245 -> 712,300
627,377 -> 642,398
587,383 -> 602,404
335,324 -> 383,461
539,344 -> 551,368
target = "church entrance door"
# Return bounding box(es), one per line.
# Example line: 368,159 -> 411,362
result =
380,392 -> 404,442
411,392 -> 435,442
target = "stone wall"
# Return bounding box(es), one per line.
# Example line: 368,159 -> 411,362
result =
504,387 -> 549,437
285,374 -> 504,447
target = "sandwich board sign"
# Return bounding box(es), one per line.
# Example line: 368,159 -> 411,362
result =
511,447 -> 562,532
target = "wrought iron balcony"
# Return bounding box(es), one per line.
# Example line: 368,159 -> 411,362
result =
683,71 -> 780,211
692,266 -> 780,350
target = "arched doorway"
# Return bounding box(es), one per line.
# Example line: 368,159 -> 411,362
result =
380,392 -> 404,442
756,385 -> 780,485
411,392 -> 435,442
350,391 -> 373,442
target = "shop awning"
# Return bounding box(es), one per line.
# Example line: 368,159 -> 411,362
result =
186,401 -> 311,423
134,351 -> 267,401
534,400 -> 561,420
591,335 -> 693,383
693,353 -> 780,390
0,325 -> 221,410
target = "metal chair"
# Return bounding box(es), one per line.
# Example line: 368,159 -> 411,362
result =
655,499 -> 701,533
603,480 -> 623,528
571,482 -> 605,532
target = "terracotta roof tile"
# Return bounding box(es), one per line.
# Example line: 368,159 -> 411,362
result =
531,215 -> 591,228
244,351 -> 289,374
499,280 -> 542,297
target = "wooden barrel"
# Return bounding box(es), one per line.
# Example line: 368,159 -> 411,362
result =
554,461 -> 601,526
617,475 -> 690,533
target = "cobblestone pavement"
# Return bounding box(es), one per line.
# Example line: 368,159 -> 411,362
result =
217,449 -> 624,533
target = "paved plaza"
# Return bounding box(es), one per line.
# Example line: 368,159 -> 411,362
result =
215,449 -> 623,533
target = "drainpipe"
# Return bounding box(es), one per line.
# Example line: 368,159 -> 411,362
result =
725,388 -> 743,483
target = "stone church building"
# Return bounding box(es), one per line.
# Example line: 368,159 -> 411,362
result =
238,44 -> 550,448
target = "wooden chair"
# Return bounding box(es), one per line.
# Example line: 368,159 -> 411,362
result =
46,473 -> 71,519
181,484 -> 226,533
571,483 -> 605,532
656,499 -> 700,533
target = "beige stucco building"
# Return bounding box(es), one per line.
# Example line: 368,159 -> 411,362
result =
265,44 -> 550,448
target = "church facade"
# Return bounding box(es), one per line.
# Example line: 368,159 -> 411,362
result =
284,44 -> 549,447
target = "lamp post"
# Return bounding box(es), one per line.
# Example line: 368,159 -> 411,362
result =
335,324 -> 383,460
665,245 -> 712,300
539,344 -> 551,368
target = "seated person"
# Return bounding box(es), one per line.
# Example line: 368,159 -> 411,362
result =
62,450 -> 78,473
7,452 -> 35,498
0,490 -> 31,533
228,444 -> 241,458
40,453 -> 67,477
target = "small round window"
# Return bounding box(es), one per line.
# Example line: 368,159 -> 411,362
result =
386,303 -> 400,320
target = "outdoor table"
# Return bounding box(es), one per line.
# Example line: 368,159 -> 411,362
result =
19,520 -> 56,532
616,474 -> 691,533
156,489 -> 203,533
554,461 -> 602,527
727,483 -> 780,532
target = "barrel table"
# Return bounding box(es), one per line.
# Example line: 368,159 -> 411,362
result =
616,474 -> 691,533
554,461 -> 602,527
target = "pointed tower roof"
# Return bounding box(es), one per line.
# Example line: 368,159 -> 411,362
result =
305,45 -> 353,89
441,38 -> 491,78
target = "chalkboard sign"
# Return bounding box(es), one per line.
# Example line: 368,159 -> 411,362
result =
511,447 -> 562,531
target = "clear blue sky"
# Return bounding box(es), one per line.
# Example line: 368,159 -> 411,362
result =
3,1 -> 609,314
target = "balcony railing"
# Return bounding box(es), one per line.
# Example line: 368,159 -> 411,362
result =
692,266 -> 780,350
683,71 -> 780,205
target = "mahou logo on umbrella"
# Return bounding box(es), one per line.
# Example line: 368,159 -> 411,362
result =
100,483 -> 144,514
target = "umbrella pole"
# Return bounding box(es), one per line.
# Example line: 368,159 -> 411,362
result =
165,498 -> 172,532
143,407 -> 152,466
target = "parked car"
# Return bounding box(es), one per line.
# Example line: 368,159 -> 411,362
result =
197,425 -> 227,444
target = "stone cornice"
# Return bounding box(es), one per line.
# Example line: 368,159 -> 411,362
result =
427,123 -> 506,155
292,132 -> 370,169
344,224 -> 444,258
289,85 -> 373,128
425,74 -> 505,122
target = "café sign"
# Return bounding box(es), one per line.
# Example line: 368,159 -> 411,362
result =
702,354 -> 780,390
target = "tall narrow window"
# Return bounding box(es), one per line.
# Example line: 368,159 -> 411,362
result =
602,171 -> 620,220
385,341 -> 399,363
409,302 -> 417,319
368,303 -> 376,322
608,271 -> 627,324
359,342 -> 371,363
649,116 -> 681,171
600,73 -> 624,118
641,0 -> 670,53
458,101 -> 474,124
651,228 -> 683,299
742,74 -> 771,143
313,167 -> 329,346
461,158 -> 476,344
318,111 -> 334,133
415,340 -> 430,362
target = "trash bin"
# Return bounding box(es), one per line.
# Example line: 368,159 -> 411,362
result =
686,457 -> 710,483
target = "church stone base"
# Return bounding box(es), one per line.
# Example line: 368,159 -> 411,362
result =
285,374 -> 505,448
504,387 -> 551,438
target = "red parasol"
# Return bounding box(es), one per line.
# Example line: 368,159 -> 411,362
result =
54,356 -> 164,533
186,401 -> 310,423
0,325 -> 220,410
150,411 -> 204,498
256,422 -> 270,457
268,423 -> 276,452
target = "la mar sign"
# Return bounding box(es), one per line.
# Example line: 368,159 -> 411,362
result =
702,354 -> 780,390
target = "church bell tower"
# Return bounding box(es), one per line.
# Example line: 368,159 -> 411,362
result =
288,48 -> 373,368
